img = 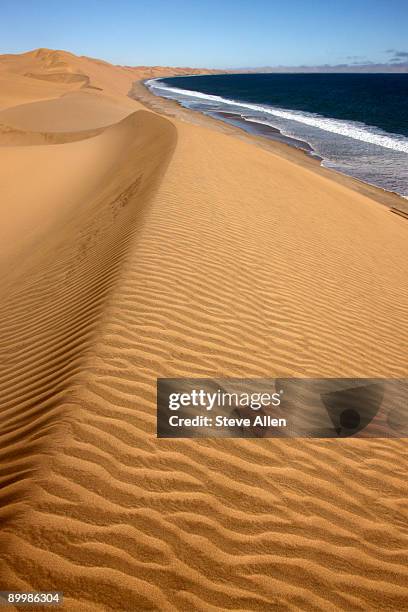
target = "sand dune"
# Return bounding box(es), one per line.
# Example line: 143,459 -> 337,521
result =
0,91 -> 138,134
1,50 -> 408,611
0,48 -> 219,109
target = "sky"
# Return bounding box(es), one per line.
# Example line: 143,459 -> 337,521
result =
0,0 -> 407,68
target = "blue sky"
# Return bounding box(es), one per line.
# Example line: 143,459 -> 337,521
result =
0,0 -> 407,68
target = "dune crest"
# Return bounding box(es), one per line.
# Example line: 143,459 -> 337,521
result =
0,110 -> 176,581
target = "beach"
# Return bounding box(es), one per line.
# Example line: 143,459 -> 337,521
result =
1,49 -> 408,610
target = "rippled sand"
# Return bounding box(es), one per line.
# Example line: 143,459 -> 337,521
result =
1,49 -> 408,611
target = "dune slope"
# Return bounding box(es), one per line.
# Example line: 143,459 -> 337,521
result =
0,110 -> 176,600
0,49 -> 408,612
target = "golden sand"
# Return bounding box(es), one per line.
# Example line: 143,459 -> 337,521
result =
0,49 -> 407,611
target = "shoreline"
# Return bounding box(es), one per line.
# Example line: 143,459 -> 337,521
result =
206,110 -> 318,155
130,79 -> 408,213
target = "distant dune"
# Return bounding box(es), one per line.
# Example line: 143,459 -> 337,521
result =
0,47 -> 219,113
0,49 -> 407,611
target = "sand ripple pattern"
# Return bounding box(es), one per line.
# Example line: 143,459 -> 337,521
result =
1,113 -> 408,610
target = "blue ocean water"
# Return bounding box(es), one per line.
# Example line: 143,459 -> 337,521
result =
146,73 -> 408,198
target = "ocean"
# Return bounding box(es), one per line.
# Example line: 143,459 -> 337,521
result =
146,73 -> 408,198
